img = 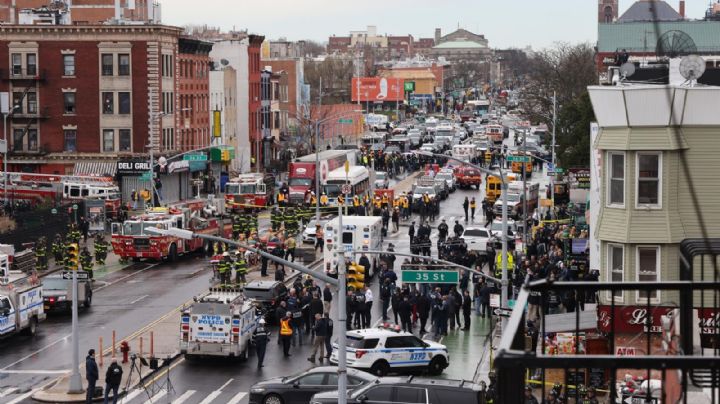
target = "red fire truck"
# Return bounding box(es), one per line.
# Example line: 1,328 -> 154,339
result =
110,201 -> 231,262
224,173 -> 274,212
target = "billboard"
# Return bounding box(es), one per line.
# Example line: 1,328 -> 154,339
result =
351,77 -> 404,102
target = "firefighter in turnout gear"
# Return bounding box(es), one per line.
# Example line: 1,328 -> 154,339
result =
93,235 -> 108,266
285,208 -> 298,234
232,215 -> 242,239
218,252 -> 232,285
52,234 -> 64,265
249,215 -> 258,234
35,236 -> 48,271
80,247 -> 94,278
234,251 -> 249,285
67,223 -> 82,244
271,207 -> 281,231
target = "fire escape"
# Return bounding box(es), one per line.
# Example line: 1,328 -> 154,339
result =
2,65 -> 48,155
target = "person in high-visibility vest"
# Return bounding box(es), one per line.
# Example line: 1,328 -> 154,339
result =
320,193 -> 329,207
277,191 -> 286,207
381,193 -> 389,208
279,311 -> 293,357
310,192 -> 318,206
495,252 -> 514,278
337,195 -> 345,206
470,197 -> 477,221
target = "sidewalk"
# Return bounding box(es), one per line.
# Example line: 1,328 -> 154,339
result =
439,314 -> 495,382
32,246 -> 322,403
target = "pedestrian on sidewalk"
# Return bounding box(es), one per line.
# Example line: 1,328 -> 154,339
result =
103,358 -> 123,404
462,290 -> 472,331
308,313 -> 328,362
391,207 -> 400,233
463,197 -> 469,222
279,312 -> 293,357
85,349 -> 99,404
470,197 -> 477,221
322,284 -> 332,314
398,295 -> 413,333
324,312 -> 333,360
253,319 -> 270,368
453,220 -> 464,238
408,222 -> 415,245
363,286 -> 374,329
416,292 -> 431,334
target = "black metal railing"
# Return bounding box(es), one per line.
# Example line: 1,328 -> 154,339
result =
494,239 -> 720,404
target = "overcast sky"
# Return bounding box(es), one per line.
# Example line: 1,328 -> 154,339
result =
161,0 -> 707,50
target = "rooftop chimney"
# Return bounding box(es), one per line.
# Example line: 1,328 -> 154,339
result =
679,0 -> 685,18
434,28 -> 441,44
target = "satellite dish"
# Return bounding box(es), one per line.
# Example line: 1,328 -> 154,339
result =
220,59 -> 230,66
656,30 -> 697,58
679,55 -> 706,83
619,62 -> 636,79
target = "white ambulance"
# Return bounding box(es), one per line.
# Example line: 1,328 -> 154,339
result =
323,216 -> 383,277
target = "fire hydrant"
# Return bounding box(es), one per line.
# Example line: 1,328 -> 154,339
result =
120,341 -> 130,364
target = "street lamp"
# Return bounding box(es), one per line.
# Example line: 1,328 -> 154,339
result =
413,151 -> 512,328
144,227 -> 352,404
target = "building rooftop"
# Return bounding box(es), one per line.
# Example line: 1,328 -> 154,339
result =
598,21 -> 720,53
380,70 -> 437,80
617,0 -> 682,22
432,40 -> 486,49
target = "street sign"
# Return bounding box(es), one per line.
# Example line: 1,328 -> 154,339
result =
341,184 -> 352,194
62,271 -> 89,280
0,139 -> 6,154
183,153 -> 207,162
404,81 -> 415,92
555,168 -> 565,174
72,204 -> 78,210
140,172 -> 152,181
401,270 -> 459,284
338,118 -> 353,124
493,308 -> 513,317
507,155 -> 530,163
51,208 -> 57,215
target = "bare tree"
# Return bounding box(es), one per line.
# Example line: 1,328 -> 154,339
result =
520,42 -> 596,167
302,40 -> 325,57
304,57 -> 354,104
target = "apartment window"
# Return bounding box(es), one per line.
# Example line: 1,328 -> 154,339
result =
13,129 -> 23,151
118,92 -> 131,114
637,152 -> 661,207
64,93 -> 76,114
607,152 -> 625,206
161,54 -> 173,77
118,54 -> 130,76
12,92 -> 23,114
607,244 -> 624,301
11,53 -> 22,75
637,246 -> 659,301
26,92 -> 37,114
119,129 -> 131,152
102,129 -> 114,152
102,92 -> 114,114
27,129 -> 37,151
26,54 -> 36,76
274,111 -> 280,129
101,54 -> 113,76
63,55 -> 75,76
64,129 -> 77,152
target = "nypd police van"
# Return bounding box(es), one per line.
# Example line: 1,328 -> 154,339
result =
329,324 -> 449,376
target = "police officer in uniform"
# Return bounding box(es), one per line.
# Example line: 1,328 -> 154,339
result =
253,319 -> 270,368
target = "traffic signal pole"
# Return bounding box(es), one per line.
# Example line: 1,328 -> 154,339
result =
67,244 -> 82,393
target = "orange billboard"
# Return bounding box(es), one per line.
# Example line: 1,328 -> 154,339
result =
351,77 -> 405,102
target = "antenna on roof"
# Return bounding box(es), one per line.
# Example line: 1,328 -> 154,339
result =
679,55 -> 706,87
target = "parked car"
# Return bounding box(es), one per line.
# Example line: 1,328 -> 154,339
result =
249,366 -> 376,404
461,226 -> 491,252
311,377 -> 485,404
243,280 -> 288,324
42,275 -> 92,312
434,171 -> 456,192
302,218 -> 329,244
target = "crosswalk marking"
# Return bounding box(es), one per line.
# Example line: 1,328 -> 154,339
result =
197,391 -> 222,404
122,387 -> 146,403
6,389 -> 37,404
171,390 -> 196,404
0,387 -> 18,398
143,388 -> 167,404
227,392 -> 247,404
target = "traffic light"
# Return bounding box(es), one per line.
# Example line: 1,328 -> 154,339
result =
65,243 -> 79,271
347,263 -> 366,291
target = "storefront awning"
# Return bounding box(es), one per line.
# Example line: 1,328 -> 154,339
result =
74,161 -> 117,177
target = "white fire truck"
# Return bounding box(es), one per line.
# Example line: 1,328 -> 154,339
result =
0,254 -> 46,338
323,216 -> 383,276
224,173 -> 274,212
110,200 -> 232,262
179,286 -> 259,360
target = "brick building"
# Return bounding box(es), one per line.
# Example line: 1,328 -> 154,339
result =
176,36 -> 212,152
0,0 -> 161,24
327,36 -> 351,55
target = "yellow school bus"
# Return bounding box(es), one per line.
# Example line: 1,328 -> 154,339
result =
485,173 -> 519,203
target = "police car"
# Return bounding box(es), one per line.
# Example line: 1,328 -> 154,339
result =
329,324 -> 449,377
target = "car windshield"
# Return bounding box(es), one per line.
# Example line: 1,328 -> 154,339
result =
240,184 -> 256,194
464,229 -> 489,237
122,221 -> 168,236
436,173 -> 452,180
323,184 -> 342,197
42,279 -> 68,290
505,194 -> 521,202
376,173 -> 387,180
414,187 -> 435,195
289,178 -> 313,187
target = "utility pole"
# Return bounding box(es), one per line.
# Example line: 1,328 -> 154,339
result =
522,132 -> 528,248
336,163 -> 349,404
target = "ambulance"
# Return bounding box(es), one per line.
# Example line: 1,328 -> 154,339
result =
323,216 -> 383,277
